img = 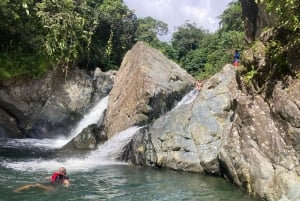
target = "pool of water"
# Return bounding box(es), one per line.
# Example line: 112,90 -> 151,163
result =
0,127 -> 258,201
1,163 -> 258,201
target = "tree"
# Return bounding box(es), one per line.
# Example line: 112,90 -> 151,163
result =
135,16 -> 168,48
218,1 -> 244,32
88,0 -> 137,70
265,0 -> 300,32
171,22 -> 209,61
170,1 -> 245,79
36,0 -> 90,74
0,0 -> 49,79
0,0 -> 138,79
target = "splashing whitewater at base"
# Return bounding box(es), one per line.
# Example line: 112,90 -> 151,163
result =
1,126 -> 142,173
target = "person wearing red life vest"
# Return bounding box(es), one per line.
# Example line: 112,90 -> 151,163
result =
51,167 -> 70,187
14,167 -> 70,192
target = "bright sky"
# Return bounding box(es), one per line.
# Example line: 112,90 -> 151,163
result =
123,0 -> 233,41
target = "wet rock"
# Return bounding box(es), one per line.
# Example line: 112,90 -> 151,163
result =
63,124 -> 106,150
0,68 -> 115,138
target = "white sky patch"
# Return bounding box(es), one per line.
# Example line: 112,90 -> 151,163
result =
123,0 -> 233,41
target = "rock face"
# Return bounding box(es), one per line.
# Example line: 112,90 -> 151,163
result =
271,81 -> 300,154
142,65 -> 237,173
240,0 -> 274,42
62,124 -> 107,151
103,42 -> 196,138
126,64 -> 300,201
219,85 -> 300,201
0,68 -> 115,138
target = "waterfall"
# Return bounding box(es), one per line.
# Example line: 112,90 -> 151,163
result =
87,126 -> 142,161
0,96 -> 109,149
66,95 -> 109,141
1,126 -> 142,172
175,89 -> 199,108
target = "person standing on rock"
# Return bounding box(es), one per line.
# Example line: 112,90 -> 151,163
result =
233,49 -> 240,67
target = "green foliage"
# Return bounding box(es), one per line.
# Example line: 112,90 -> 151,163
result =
171,22 -> 209,59
136,17 -> 168,48
0,0 -> 250,81
0,0 -> 138,79
159,42 -> 179,61
36,0 -> 88,72
165,1 -> 246,79
265,0 -> 300,76
244,66 -> 258,84
0,52 -> 50,80
265,0 -> 300,32
218,1 -> 244,32
89,0 -> 137,70
177,29 -> 245,78
0,0 -> 49,80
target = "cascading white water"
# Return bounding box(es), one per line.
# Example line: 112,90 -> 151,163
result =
175,89 -> 199,108
87,126 -> 142,161
66,96 -> 109,141
2,126 -> 142,172
2,95 -> 109,149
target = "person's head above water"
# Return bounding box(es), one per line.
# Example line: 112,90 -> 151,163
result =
58,167 -> 67,175
52,167 -> 70,187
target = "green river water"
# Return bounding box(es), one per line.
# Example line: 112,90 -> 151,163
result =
0,136 -> 258,201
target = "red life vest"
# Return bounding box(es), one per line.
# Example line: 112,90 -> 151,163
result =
51,172 -> 63,182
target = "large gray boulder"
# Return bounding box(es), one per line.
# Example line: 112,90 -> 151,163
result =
0,71 -> 53,138
141,64 -> 237,173
103,42 -> 196,138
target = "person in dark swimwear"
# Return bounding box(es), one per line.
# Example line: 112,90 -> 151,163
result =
14,167 -> 70,192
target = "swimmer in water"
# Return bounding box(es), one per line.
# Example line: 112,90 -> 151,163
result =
14,167 -> 70,192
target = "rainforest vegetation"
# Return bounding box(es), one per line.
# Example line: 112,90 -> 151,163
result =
0,0 -> 299,80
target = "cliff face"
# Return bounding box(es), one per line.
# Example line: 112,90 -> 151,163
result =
0,68 -> 115,138
240,0 -> 274,42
